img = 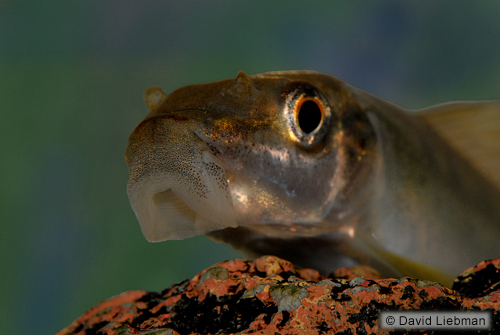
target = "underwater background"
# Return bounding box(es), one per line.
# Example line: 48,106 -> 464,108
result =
1,1 -> 499,333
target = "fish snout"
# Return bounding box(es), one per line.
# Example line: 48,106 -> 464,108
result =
126,115 -> 237,242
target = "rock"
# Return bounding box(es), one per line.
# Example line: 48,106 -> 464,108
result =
57,256 -> 500,335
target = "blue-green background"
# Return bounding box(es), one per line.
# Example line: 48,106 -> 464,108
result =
1,1 -> 499,334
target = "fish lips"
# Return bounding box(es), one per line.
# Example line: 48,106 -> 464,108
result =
126,115 -> 237,242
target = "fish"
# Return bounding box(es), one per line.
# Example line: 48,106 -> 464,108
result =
125,70 -> 500,286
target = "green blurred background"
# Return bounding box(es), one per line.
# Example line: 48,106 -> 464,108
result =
1,1 -> 499,333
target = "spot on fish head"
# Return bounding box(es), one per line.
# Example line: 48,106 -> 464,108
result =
144,86 -> 167,111
220,70 -> 256,98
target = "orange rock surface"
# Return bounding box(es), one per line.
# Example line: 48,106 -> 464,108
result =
57,256 -> 500,335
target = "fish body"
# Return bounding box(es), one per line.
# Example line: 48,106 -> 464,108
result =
126,71 -> 500,286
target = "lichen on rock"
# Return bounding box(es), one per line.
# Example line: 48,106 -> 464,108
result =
57,256 -> 500,335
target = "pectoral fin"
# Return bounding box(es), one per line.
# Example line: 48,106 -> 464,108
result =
348,236 -> 454,287
368,244 -> 455,287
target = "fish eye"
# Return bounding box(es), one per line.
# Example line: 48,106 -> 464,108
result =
297,98 -> 323,134
285,87 -> 331,149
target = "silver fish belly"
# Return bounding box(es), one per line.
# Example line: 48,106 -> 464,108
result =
126,70 -> 500,286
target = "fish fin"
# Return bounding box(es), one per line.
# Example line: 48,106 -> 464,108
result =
415,101 -> 500,190
350,237 -> 454,287
368,244 -> 455,287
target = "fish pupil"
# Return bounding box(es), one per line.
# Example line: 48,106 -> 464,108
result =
298,99 -> 322,134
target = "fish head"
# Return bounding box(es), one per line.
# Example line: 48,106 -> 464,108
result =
126,71 -> 377,242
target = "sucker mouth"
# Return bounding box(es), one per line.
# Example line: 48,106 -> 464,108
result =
127,144 -> 238,242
